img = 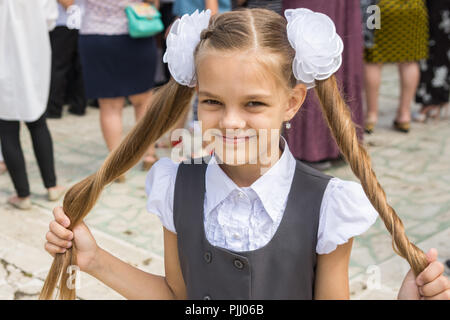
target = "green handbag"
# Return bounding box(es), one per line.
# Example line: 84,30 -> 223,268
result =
125,3 -> 164,38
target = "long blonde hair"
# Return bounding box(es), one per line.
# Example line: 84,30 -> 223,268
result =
40,8 -> 428,299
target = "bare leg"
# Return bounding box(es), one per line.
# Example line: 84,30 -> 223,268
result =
396,62 -> 420,123
413,104 -> 442,122
128,90 -> 157,163
98,97 -> 125,152
0,143 -> 6,174
363,63 -> 383,124
441,103 -> 449,119
0,161 -> 6,174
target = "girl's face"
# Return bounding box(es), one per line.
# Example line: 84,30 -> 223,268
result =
196,51 -> 306,167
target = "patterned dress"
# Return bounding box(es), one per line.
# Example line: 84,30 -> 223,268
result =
415,0 -> 450,106
364,0 -> 429,63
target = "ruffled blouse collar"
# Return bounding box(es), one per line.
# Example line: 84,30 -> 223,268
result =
204,136 -> 297,222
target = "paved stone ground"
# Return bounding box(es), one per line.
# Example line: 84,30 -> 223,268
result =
0,64 -> 448,300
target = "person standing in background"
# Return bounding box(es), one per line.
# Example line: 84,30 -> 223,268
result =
413,0 -> 450,122
282,0 -> 365,170
173,0 -> 230,16
363,0 -> 428,133
232,0 -> 282,15
78,0 -> 160,180
0,0 -> 67,210
46,0 -> 87,119
154,0 -> 176,88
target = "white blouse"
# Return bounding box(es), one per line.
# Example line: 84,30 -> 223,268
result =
145,141 -> 378,255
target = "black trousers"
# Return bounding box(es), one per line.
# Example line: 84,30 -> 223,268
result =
0,113 -> 57,197
47,26 -> 87,117
155,2 -> 176,87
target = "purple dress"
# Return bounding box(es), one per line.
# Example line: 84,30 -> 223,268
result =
282,0 -> 364,162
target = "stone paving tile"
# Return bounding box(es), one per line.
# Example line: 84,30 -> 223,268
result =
0,64 -> 448,299
0,202 -> 161,299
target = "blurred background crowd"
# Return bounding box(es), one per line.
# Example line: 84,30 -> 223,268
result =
0,0 -> 449,210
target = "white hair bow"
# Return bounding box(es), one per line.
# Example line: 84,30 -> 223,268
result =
285,8 -> 343,88
163,9 -> 211,87
163,8 -> 343,89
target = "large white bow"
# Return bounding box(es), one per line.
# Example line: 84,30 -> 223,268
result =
163,9 -> 211,87
285,8 -> 344,89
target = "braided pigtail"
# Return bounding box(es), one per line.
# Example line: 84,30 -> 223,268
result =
314,76 -> 428,276
39,79 -> 195,299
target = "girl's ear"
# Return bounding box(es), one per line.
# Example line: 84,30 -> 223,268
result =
284,83 -> 307,121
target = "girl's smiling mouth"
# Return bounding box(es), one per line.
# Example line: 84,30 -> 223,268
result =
214,133 -> 257,144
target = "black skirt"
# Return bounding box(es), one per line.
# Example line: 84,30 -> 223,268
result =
78,34 -> 157,99
415,0 -> 450,106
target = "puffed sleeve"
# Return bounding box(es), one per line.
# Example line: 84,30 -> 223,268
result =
316,177 -> 379,255
145,157 -> 180,234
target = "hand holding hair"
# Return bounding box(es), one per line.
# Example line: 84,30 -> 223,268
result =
398,248 -> 450,300
45,206 -> 100,274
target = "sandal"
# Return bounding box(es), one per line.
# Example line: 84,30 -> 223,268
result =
393,120 -> 410,133
8,195 -> 32,210
48,185 -> 67,201
114,174 -> 126,183
364,121 -> 377,134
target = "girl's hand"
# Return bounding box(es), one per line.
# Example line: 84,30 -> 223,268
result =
398,248 -> 450,300
45,206 -> 100,274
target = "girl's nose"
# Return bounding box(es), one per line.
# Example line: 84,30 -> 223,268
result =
219,109 -> 246,129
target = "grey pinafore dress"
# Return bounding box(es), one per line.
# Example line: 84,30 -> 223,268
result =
173,158 -> 332,299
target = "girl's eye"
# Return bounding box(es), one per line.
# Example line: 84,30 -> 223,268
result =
202,99 -> 222,105
247,101 -> 266,107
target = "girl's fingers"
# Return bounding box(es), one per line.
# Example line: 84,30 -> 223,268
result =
44,241 -> 67,256
46,231 -> 72,249
422,289 -> 450,300
416,261 -> 444,286
52,206 -> 71,228
419,275 -> 449,297
49,220 -> 73,241
425,248 -> 438,263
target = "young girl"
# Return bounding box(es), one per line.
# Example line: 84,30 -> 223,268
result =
41,8 -> 449,300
